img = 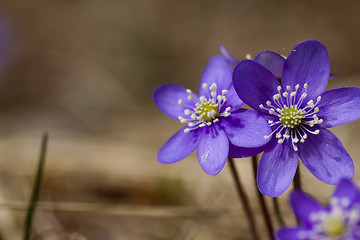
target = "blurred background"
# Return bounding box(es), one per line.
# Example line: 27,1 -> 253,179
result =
0,0 -> 359,239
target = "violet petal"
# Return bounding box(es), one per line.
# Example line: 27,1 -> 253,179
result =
299,129 -> 354,185
199,55 -> 233,96
157,127 -> 200,164
233,60 -> 280,112
254,51 -> 285,79
221,109 -> 271,148
196,125 -> 229,175
153,83 -> 199,120
282,40 -> 330,101
257,138 -> 299,197
317,87 -> 360,128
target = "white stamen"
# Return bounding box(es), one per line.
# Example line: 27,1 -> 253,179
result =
178,83 -> 231,133
260,83 -> 323,150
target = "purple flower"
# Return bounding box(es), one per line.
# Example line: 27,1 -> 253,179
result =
233,40 -> 360,196
277,179 -> 360,240
153,56 -> 271,175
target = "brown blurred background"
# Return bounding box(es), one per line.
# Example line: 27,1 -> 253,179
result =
0,0 -> 358,239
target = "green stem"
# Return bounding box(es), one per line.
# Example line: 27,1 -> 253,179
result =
251,155 -> 275,240
23,133 -> 48,240
228,157 -> 259,240
272,197 -> 285,227
293,164 -> 302,190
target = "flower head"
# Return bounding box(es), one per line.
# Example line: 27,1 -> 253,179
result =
277,179 -> 360,240
153,56 -> 271,175
233,40 -> 360,196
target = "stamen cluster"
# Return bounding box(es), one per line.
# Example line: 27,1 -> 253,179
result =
297,197 -> 360,240
178,83 -> 231,133
259,83 -> 323,151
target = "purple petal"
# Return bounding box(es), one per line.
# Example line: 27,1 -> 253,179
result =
220,109 -> 271,148
317,87 -> 360,128
330,73 -> 337,80
253,51 -> 285,79
222,85 -> 244,110
197,125 -> 229,175
233,60 -> 280,112
219,45 -> 239,66
199,55 -> 233,96
298,129 -> 354,185
228,144 -> 269,158
290,190 -> 325,227
257,138 -> 299,197
332,179 -> 360,207
276,227 -> 309,240
282,40 -> 330,101
153,84 -> 198,120
157,127 -> 200,164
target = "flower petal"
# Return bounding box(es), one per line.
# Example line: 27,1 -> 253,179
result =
233,60 -> 280,112
298,129 -> 354,185
221,109 -> 271,148
199,55 -> 233,96
276,227 -> 309,240
157,127 -> 200,164
153,84 -> 199,120
257,138 -> 299,197
228,144 -> 268,158
282,40 -> 330,101
317,87 -> 360,128
219,45 -> 239,66
290,190 -> 325,226
197,125 -> 229,175
332,179 -> 360,207
253,51 -> 285,79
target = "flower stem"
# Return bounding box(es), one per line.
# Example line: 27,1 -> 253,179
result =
228,157 -> 259,240
272,197 -> 285,227
23,133 -> 48,240
293,164 -> 302,190
293,163 -> 302,224
251,155 -> 275,240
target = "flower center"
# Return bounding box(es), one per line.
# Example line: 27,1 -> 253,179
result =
324,218 -> 345,237
280,108 -> 304,128
177,83 -> 231,133
259,83 -> 323,151
297,197 -> 360,240
196,101 -> 219,122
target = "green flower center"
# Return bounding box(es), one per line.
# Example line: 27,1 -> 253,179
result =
196,101 -> 219,122
324,218 -> 346,237
279,107 -> 304,128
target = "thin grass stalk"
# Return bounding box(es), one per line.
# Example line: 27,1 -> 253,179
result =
23,133 -> 48,240
228,157 -> 259,240
293,164 -> 302,190
272,197 -> 285,227
251,155 -> 275,240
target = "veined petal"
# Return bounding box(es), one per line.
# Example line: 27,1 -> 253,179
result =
233,60 -> 280,112
298,129 -> 354,185
157,127 -> 200,164
221,109 -> 271,148
222,85 -> 244,111
282,40 -> 330,101
276,227 -> 310,240
253,51 -> 285,79
290,190 -> 325,227
197,125 -> 229,175
219,45 -> 239,66
332,179 -> 360,207
228,144 -> 268,158
199,55 -> 233,96
317,87 -> 360,128
153,84 -> 199,120
257,138 -> 299,197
